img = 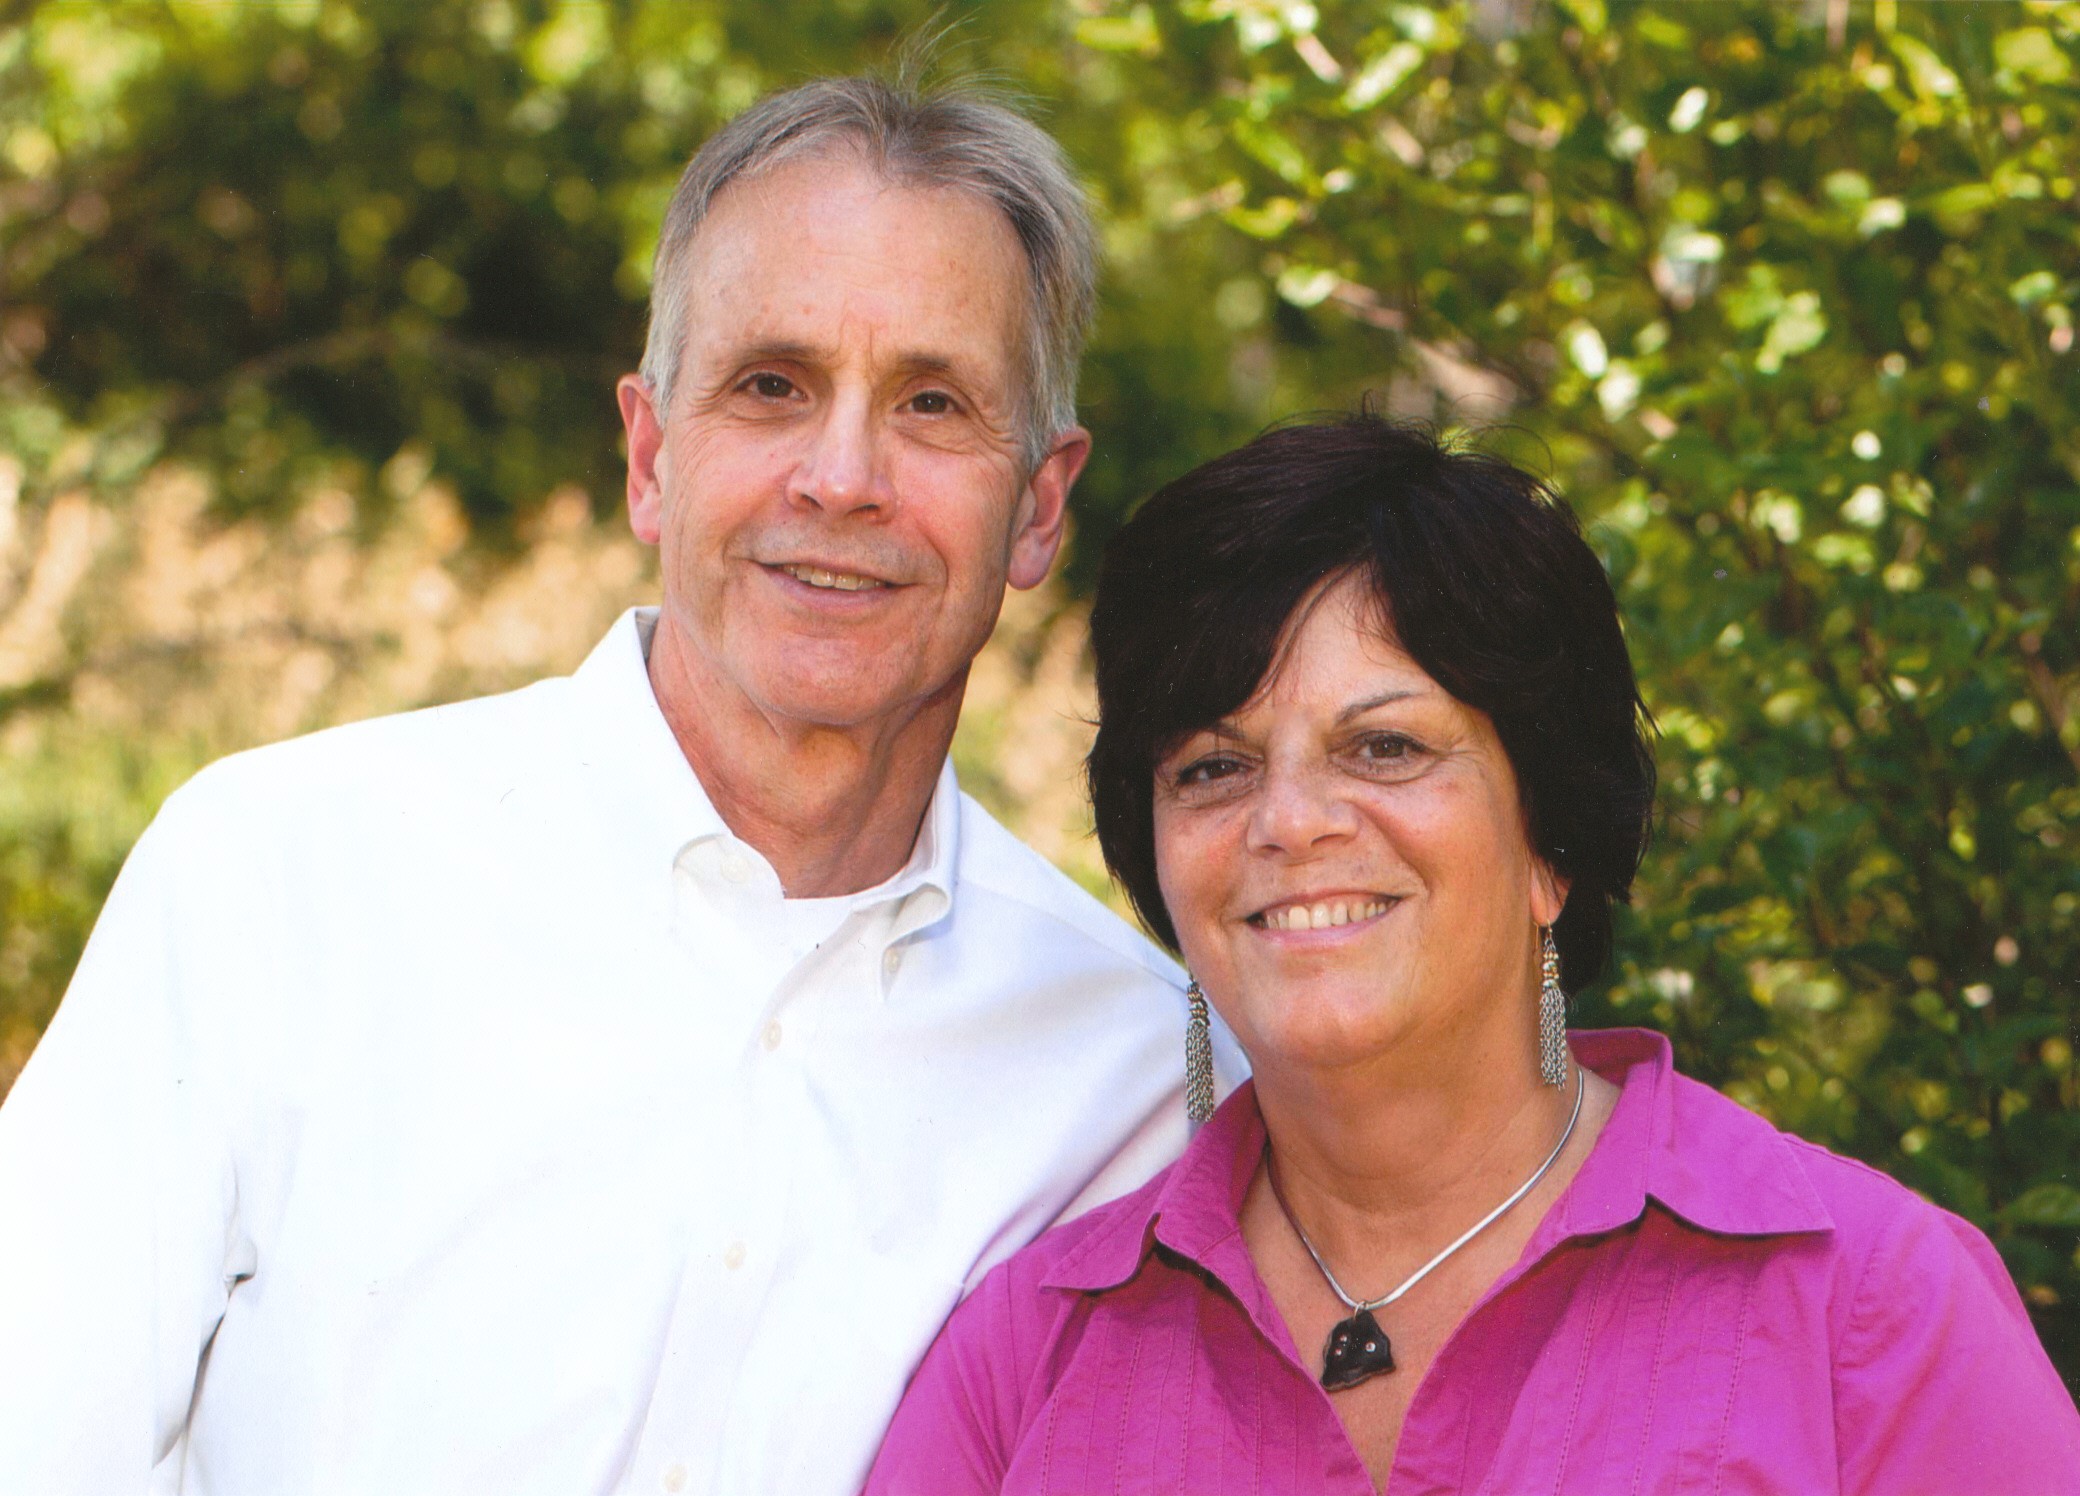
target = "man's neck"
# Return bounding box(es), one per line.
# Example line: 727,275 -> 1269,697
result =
645,614 -> 962,898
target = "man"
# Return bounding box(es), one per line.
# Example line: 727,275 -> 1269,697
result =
0,74 -> 1236,1494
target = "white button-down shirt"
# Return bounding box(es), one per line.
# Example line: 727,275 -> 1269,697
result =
0,609 -> 1240,1496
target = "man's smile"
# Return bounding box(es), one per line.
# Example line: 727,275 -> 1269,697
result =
775,562 -> 892,592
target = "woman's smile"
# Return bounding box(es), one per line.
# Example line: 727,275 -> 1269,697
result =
1246,893 -> 1400,935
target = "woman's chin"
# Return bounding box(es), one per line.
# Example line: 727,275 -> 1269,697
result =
1234,996 -> 1419,1076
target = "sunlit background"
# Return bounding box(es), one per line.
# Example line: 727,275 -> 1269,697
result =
3,0 -> 2077,1385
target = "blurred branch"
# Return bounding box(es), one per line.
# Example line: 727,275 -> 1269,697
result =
2019,630 -> 2080,781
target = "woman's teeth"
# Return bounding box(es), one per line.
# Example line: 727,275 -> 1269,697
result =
783,564 -> 883,591
1258,898 -> 1390,932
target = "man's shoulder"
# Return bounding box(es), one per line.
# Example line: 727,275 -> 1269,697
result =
951,792 -> 1183,990
163,675 -> 573,840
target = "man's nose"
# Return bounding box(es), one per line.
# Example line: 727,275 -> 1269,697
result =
1245,758 -> 1359,858
792,393 -> 892,517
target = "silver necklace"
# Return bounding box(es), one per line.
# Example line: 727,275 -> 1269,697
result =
1267,1062 -> 1584,1392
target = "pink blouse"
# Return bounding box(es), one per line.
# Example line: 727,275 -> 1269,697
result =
868,1029 -> 2080,1494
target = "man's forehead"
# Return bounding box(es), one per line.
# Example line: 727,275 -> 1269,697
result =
691,153 -> 1020,269
696,329 -> 978,375
673,159 -> 1028,379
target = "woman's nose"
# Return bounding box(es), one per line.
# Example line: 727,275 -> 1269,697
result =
1244,758 -> 1358,858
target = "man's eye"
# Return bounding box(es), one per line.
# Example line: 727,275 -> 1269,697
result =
907,390 -> 954,415
743,373 -> 795,399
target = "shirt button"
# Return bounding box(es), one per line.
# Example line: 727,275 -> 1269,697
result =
721,852 -> 751,884
883,948 -> 902,978
661,1460 -> 689,1492
723,1240 -> 746,1271
761,1021 -> 783,1052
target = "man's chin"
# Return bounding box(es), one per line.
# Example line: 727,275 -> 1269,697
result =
740,662 -> 954,733
652,610 -> 973,738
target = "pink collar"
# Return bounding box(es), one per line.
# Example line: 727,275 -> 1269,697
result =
1041,1028 -> 1834,1300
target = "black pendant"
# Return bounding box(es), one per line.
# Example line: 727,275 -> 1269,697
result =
1321,1308 -> 1396,1391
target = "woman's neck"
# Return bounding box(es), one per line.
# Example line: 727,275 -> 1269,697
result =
1249,1030 -> 1585,1282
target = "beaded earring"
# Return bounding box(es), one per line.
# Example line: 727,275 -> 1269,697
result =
1539,925 -> 1569,1087
1185,980 -> 1214,1122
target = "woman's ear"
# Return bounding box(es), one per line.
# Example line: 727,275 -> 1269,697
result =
1531,860 -> 1571,928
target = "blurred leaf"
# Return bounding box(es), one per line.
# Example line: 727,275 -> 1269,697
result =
2006,1185 -> 2080,1230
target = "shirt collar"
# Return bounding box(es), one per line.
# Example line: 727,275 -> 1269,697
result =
568,607 -> 959,931
1552,1028 -> 1834,1240
568,608 -> 727,877
1040,1027 -> 1832,1299
1040,1077 -> 1265,1295
884,759 -> 957,937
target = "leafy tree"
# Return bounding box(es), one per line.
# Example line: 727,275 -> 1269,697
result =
1079,0 -> 2080,1382
4,0 -> 2078,1390
0,0 -> 1280,1086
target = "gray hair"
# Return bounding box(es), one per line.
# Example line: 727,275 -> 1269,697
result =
638,71 -> 1099,470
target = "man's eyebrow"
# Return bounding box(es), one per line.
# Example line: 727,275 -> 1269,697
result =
717,341 -> 976,377
893,351 -> 961,379
725,339 -> 827,366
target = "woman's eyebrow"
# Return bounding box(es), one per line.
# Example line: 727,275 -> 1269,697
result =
1336,689 -> 1422,725
1171,721 -> 1249,752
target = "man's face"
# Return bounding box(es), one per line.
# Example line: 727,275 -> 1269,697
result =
619,152 -> 1087,734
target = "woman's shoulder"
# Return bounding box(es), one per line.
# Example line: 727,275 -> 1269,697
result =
1653,1058 -> 2005,1289
1751,1109 -> 2079,1480
1655,1054 -> 2073,1428
1659,1062 -> 1996,1275
1767,1122 -> 2042,1358
1593,1034 -> 2080,1484
1583,1030 -> 2041,1344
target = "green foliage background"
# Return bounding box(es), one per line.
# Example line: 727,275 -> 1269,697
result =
3,0 -> 2077,1389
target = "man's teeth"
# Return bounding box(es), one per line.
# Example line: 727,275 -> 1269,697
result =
1260,898 -> 1390,932
782,564 -> 883,592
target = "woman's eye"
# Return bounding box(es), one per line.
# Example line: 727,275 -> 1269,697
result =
1354,733 -> 1424,771
1176,756 -> 1242,785
1166,754 -> 1255,805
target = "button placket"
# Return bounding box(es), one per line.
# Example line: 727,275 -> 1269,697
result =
630,1084 -> 791,1492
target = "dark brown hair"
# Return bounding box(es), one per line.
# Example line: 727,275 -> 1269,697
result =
1086,412 -> 1655,993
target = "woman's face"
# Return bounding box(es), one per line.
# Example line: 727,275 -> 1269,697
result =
1152,572 -> 1566,1074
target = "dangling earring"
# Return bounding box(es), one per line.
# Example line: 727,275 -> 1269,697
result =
1185,980 -> 1215,1123
1539,925 -> 1569,1087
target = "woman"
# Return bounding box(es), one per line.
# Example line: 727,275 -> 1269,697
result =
866,413 -> 2080,1494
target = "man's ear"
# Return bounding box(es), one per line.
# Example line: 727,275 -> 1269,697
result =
617,374 -> 666,545
1007,424 -> 1090,592
1530,859 -> 1572,929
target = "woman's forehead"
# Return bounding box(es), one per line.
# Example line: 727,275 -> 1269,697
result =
1255,574 -> 1429,697
1182,582 -> 1452,744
